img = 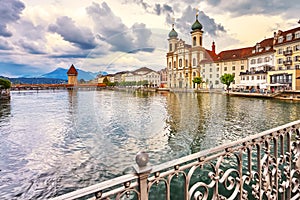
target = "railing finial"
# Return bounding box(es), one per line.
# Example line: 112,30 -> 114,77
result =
135,151 -> 149,168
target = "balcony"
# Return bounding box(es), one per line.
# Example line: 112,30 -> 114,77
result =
283,60 -> 292,65
283,50 -> 293,56
52,120 -> 300,200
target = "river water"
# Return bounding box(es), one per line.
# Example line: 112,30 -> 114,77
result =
0,90 -> 300,199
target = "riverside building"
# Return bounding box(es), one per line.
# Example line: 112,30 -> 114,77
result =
269,27 -> 300,90
166,13 -> 217,89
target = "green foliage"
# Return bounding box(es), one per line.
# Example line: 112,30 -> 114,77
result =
192,77 -> 203,84
0,78 -> 11,89
220,74 -> 235,90
193,77 -> 203,89
118,80 -> 148,87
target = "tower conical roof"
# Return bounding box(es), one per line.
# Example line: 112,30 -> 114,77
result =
168,24 -> 178,38
191,13 -> 202,31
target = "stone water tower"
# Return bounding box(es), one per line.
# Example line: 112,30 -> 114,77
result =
67,64 -> 78,85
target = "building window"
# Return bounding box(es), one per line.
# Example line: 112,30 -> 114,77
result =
209,68 -> 212,72
232,66 -> 235,70
241,66 -> 244,70
215,80 -> 219,84
278,36 -> 283,43
247,76 -> 249,80
193,58 -> 196,66
251,59 -> 256,64
179,59 -> 182,67
232,73 -> 235,77
294,45 -> 300,51
174,61 -> 176,67
193,36 -> 196,46
264,57 -> 270,62
224,67 -> 227,71
278,48 -> 283,54
216,74 -> 219,78
169,62 -> 171,69
169,44 -> 172,51
257,76 -> 260,80
278,58 -> 283,64
257,58 -> 262,63
294,56 -> 300,62
295,31 -> 300,39
193,72 -> 196,76
251,76 -> 254,80
185,59 -> 188,67
241,60 -> 244,64
217,67 -> 219,72
286,33 -> 292,41
202,69 -> 205,72
209,74 -> 212,78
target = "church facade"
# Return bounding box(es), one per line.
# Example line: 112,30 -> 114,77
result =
166,13 -> 216,89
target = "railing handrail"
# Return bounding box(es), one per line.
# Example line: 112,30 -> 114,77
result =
51,120 -> 300,199
52,174 -> 139,200
151,119 -> 300,173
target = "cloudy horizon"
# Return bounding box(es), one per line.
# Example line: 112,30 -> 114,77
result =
0,0 -> 299,77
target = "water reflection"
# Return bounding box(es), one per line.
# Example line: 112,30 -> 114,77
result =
0,91 -> 300,199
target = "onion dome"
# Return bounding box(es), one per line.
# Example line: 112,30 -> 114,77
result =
191,14 -> 202,31
168,24 -> 178,38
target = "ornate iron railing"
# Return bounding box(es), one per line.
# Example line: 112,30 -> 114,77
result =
52,120 -> 300,200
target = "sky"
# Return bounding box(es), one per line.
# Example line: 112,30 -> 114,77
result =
0,0 -> 299,77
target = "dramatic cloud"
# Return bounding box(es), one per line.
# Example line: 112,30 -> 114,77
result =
170,6 -> 225,38
0,0 -> 25,37
154,4 -> 173,15
205,0 -> 300,17
0,39 -> 14,50
18,39 -> 46,54
86,2 -> 153,53
48,16 -> 98,50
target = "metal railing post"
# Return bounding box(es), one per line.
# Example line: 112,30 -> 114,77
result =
134,151 -> 152,200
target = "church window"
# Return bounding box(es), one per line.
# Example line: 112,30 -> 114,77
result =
193,58 -> 196,66
169,44 -> 172,51
193,37 -> 197,46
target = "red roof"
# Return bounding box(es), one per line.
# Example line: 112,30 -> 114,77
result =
200,49 -> 218,64
67,64 -> 78,75
274,26 -> 300,46
217,47 -> 253,61
249,37 -> 275,56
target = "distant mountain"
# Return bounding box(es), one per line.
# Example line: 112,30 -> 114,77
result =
41,67 -> 107,81
0,76 -> 67,84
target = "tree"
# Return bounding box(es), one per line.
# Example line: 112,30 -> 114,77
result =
220,74 -> 235,92
0,78 -> 11,89
192,77 -> 203,89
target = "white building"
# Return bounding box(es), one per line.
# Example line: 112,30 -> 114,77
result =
240,38 -> 275,89
124,67 -> 161,87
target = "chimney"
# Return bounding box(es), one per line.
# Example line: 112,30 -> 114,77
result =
273,31 -> 277,45
212,41 -> 216,54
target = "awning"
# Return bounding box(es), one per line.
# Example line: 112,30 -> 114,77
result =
264,83 -> 287,86
235,83 -> 258,86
